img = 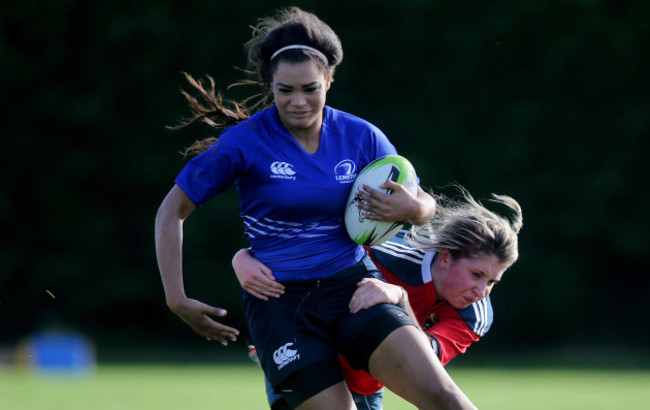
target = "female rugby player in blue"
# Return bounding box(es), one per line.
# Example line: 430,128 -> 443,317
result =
236,186 -> 523,409
155,7 -> 476,410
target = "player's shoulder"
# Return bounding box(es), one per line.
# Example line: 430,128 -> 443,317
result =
221,107 -> 273,137
371,231 -> 424,262
455,296 -> 494,337
368,231 -> 431,285
211,108 -> 278,156
324,106 -> 386,139
325,106 -> 375,126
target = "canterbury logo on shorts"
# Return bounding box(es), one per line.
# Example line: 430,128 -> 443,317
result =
273,342 -> 300,370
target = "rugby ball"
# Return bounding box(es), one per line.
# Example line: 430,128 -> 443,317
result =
344,155 -> 418,246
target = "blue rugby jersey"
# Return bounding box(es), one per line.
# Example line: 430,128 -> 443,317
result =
175,105 -> 397,281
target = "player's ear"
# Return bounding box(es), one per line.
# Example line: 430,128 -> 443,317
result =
438,250 -> 451,270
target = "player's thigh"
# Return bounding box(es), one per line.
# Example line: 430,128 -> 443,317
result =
368,326 -> 455,403
295,381 -> 355,410
337,304 -> 414,371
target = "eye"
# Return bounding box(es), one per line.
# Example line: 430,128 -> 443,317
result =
304,85 -> 320,94
472,272 -> 481,279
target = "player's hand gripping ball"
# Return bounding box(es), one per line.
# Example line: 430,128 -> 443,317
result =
344,155 -> 417,246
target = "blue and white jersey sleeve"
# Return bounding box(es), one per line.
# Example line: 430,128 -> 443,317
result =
456,297 -> 493,337
174,126 -> 255,207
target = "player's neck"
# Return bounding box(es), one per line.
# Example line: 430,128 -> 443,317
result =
290,125 -> 321,154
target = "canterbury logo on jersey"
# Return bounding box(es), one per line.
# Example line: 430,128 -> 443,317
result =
273,342 -> 300,370
270,161 -> 297,180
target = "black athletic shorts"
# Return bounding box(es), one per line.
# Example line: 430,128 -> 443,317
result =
243,254 -> 416,398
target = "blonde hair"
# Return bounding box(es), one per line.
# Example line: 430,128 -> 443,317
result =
407,185 -> 523,267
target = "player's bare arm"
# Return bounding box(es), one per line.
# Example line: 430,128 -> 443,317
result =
232,248 -> 285,300
155,185 -> 239,345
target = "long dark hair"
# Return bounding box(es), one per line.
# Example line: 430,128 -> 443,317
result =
170,7 -> 343,158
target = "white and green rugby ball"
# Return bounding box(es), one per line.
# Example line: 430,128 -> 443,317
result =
344,155 -> 418,246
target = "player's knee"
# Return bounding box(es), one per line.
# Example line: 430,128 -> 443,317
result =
417,380 -> 468,410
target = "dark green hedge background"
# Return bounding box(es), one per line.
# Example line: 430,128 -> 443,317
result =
2,0 -> 648,358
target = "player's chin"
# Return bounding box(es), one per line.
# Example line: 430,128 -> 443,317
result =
296,120 -> 317,129
287,114 -> 316,127
452,298 -> 473,309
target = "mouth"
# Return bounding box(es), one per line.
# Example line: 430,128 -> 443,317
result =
462,296 -> 475,306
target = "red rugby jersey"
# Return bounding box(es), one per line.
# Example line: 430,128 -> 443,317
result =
340,233 -> 493,395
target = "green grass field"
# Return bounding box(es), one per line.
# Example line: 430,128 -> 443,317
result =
1,364 -> 649,409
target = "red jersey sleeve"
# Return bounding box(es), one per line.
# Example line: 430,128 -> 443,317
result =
423,301 -> 480,365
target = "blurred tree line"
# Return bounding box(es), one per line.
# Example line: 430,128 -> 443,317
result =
1,0 -> 648,357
